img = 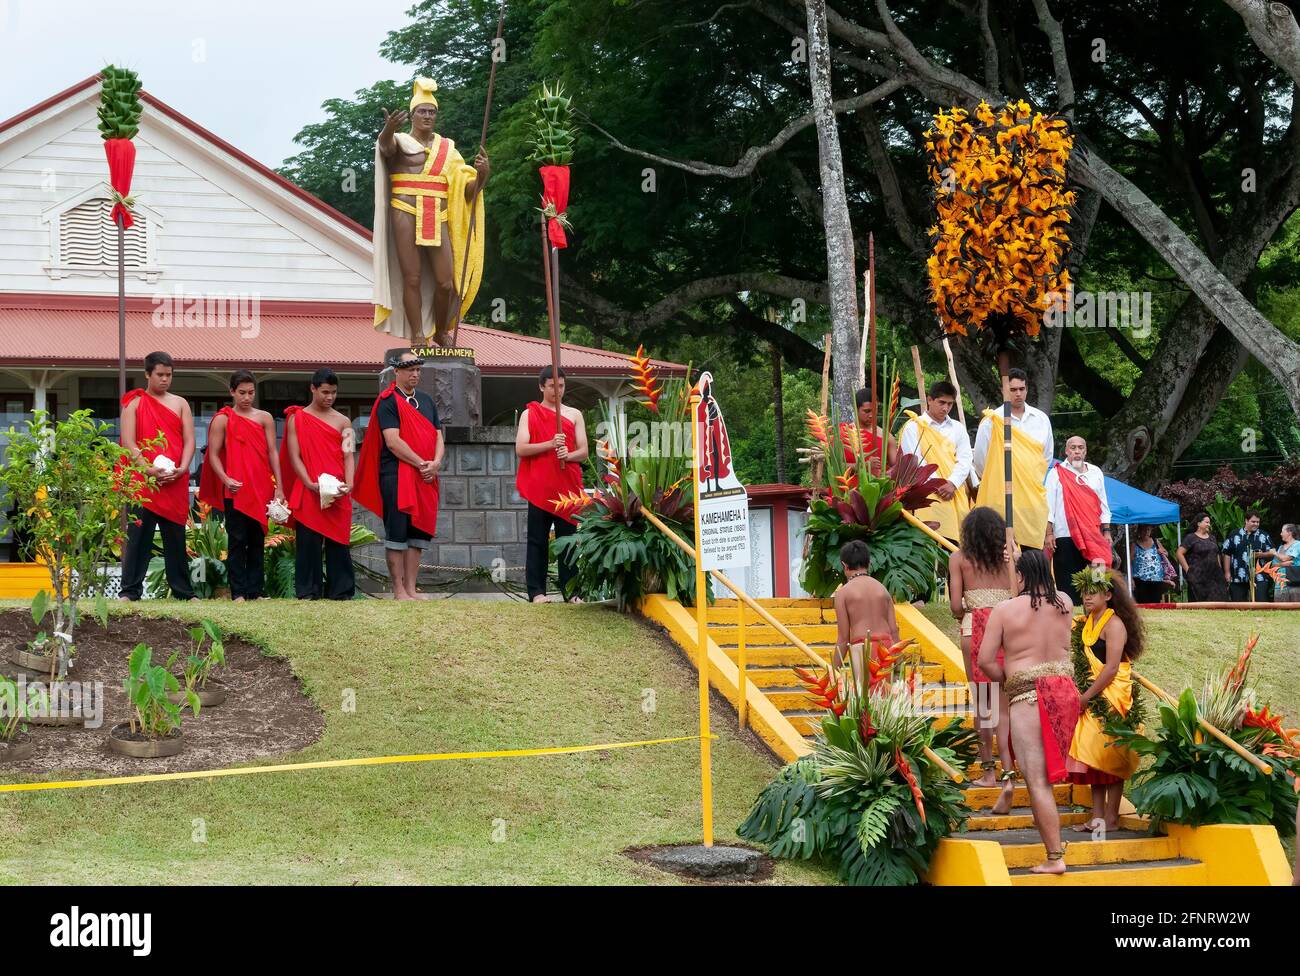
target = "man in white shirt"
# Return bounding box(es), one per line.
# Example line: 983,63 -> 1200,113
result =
898,380 -> 972,543
971,368 -> 1054,550
1044,435 -> 1112,603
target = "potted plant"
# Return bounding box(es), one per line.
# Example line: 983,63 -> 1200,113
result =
0,675 -> 45,763
0,409 -> 144,676
167,619 -> 227,708
1109,635 -> 1300,834
552,351 -> 710,609
109,642 -> 195,758
799,364 -> 948,602
738,639 -> 978,885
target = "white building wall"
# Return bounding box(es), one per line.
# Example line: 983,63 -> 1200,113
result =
0,88 -> 373,301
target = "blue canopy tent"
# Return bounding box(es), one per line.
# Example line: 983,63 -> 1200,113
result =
1049,461 -> 1181,591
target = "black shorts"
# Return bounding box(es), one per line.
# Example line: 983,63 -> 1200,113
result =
380,471 -> 431,551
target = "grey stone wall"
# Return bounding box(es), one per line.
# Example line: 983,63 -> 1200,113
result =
353,425 -> 530,590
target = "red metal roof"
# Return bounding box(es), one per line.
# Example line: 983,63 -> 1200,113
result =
0,293 -> 685,377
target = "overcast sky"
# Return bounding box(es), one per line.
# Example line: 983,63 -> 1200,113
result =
0,0 -> 420,169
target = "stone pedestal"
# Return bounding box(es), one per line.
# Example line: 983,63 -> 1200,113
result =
382,346 -> 481,428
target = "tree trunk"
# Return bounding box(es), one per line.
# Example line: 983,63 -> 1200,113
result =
804,0 -> 861,422
772,343 -> 787,483
1133,326 -> 1252,490
1076,150 -> 1300,416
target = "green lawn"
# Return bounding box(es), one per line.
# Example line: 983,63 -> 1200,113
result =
0,599 -> 831,885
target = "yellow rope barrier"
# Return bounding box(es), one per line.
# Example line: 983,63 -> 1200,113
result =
0,735 -> 709,794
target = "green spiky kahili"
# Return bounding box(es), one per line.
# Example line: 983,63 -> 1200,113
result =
98,65 -> 143,141
528,82 -> 576,165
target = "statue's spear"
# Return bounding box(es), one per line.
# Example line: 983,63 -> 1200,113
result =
450,0 -> 507,348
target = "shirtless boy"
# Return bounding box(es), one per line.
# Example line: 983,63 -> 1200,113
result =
833,540 -> 899,684
978,549 -> 1080,875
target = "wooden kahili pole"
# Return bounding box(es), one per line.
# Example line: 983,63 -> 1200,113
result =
452,0 -> 508,349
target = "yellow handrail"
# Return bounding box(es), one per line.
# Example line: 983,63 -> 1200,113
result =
902,509 -> 957,553
1131,673 -> 1272,775
639,507 -> 963,784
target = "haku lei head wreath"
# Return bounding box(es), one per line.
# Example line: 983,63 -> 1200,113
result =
1071,565 -> 1114,595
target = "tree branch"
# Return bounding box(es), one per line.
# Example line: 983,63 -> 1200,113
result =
584,76 -> 904,178
1031,0 -> 1075,117
1221,0 -> 1300,88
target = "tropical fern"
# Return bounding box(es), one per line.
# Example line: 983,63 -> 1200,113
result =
856,792 -> 903,852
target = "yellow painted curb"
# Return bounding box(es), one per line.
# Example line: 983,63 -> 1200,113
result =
1165,823 -> 1292,886
926,837 -> 1011,886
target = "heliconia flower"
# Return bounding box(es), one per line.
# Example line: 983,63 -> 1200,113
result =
550,491 -> 594,516
889,372 -> 900,419
804,409 -> 829,445
895,748 -> 926,825
628,345 -> 661,414
792,666 -> 831,696
596,440 -> 622,486
829,700 -> 847,717
834,471 -> 858,495
1243,705 -> 1285,739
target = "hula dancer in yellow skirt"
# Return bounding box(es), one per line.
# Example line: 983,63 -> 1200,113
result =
1067,566 -> 1145,834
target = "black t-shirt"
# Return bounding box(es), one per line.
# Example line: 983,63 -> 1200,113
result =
376,388 -> 440,479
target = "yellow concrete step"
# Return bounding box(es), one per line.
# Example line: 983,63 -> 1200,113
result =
740,665 -> 947,688
962,784 -> 1071,810
764,684 -> 970,712
967,807 -> 1090,831
714,598 -> 832,610
707,606 -> 831,626
709,622 -> 839,646
786,709 -> 974,736
1010,858 -> 1206,886
966,827 -> 1180,869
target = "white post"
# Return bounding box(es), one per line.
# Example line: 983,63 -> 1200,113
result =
33,385 -> 47,414
1124,523 -> 1132,593
1176,522 -> 1183,593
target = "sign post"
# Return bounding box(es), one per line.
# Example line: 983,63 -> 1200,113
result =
689,372 -> 752,844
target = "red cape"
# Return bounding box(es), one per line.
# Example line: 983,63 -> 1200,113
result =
280,406 -> 353,546
119,389 -> 189,526
515,401 -> 585,524
353,385 -> 440,537
199,407 -> 274,526
1056,463 -> 1110,562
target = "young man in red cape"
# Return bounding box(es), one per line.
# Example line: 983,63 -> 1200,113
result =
198,369 -> 286,601
280,368 -> 356,600
515,365 -> 588,602
979,550 -> 1081,876
1044,434 -> 1112,603
354,352 -> 442,600
119,351 -> 196,601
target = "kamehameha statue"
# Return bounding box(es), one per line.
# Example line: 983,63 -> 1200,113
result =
373,77 -> 489,345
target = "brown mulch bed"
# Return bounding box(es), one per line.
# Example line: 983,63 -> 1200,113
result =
0,610 -> 324,776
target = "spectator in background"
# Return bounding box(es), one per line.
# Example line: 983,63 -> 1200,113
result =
1177,513 -> 1227,603
1128,524 -> 1170,604
1221,511 -> 1275,603
1271,523 -> 1300,603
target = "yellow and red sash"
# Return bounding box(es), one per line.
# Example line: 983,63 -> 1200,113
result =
390,135 -> 451,247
